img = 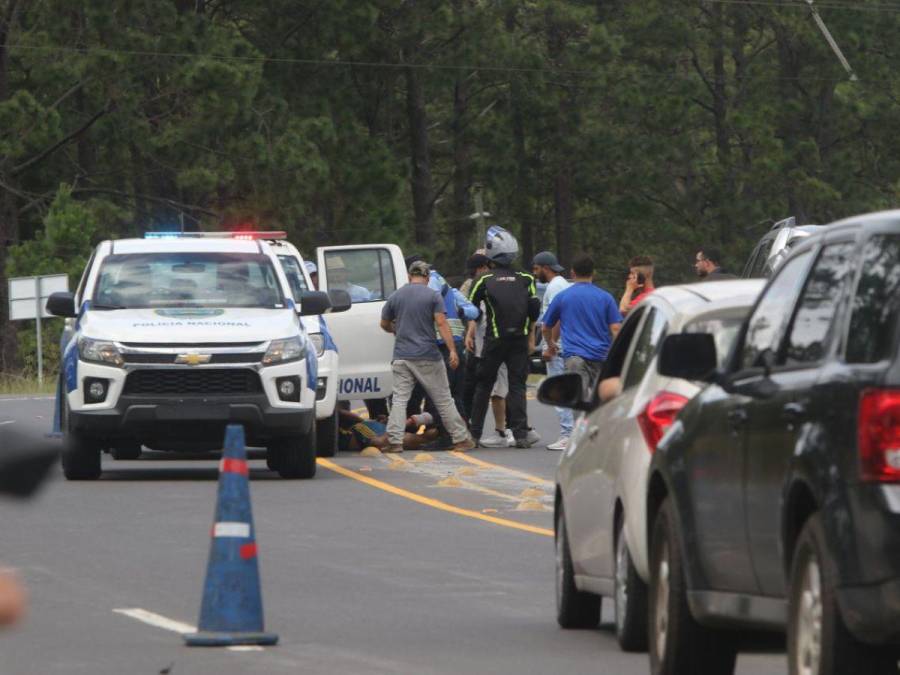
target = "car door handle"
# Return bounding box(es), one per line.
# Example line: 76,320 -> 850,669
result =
782,402 -> 808,423
727,409 -> 747,430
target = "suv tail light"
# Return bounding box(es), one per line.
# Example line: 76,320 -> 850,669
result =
858,389 -> 900,482
637,391 -> 689,453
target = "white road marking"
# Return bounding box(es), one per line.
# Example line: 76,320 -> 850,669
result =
0,396 -> 54,402
113,608 -> 196,634
113,608 -> 267,652
214,522 -> 251,538
0,421 -> 14,426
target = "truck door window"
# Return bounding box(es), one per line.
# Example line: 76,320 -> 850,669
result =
277,255 -> 308,299
784,242 -> 855,366
323,249 -> 396,303
740,251 -> 811,370
847,234 -> 900,363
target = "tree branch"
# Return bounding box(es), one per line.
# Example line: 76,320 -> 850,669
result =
10,100 -> 113,176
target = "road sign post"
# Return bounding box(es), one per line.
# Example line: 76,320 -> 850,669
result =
8,274 -> 69,386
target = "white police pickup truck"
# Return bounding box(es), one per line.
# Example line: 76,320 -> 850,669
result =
46,234 -> 349,480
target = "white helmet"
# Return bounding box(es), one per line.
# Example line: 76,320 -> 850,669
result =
485,225 -> 519,265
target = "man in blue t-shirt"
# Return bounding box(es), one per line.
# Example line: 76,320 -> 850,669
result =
542,253 -> 622,398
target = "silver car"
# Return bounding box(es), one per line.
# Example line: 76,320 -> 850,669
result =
742,216 -> 825,278
542,279 -> 765,652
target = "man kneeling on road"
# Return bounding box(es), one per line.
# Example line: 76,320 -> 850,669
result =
380,260 -> 475,453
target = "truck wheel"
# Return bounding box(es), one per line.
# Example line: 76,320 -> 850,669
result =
788,514 -> 897,675
555,504 -> 601,628
265,450 -> 281,472
316,409 -> 338,457
615,516 -> 649,652
62,409 -> 102,481
110,445 -> 142,460
272,423 -> 317,479
649,497 -> 737,675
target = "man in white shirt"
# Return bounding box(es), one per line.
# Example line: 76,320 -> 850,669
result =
532,251 -> 574,450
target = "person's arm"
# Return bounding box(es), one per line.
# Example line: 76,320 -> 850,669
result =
610,322 -> 622,337
541,296 -> 561,358
619,272 -> 639,314
607,297 -> 624,338
453,288 -> 480,321
380,319 -> 394,334
435,312 -> 459,369
380,297 -> 395,334
465,320 -> 477,354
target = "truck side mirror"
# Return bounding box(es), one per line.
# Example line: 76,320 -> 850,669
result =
46,292 -> 77,318
298,291 -> 332,316
658,333 -> 718,382
327,289 -> 352,313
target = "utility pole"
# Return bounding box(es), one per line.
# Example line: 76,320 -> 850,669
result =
470,185 -> 490,249
805,0 -> 858,81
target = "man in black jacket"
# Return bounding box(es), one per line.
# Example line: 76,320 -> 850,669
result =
468,226 -> 541,448
694,246 -> 737,280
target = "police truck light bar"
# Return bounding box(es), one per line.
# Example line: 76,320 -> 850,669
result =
144,231 -> 287,240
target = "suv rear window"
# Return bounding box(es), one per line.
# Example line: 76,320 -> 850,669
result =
846,234 -> 900,363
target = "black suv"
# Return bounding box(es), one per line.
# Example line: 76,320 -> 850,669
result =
647,212 -> 900,675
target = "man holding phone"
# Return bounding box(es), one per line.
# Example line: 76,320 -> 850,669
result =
618,255 -> 656,316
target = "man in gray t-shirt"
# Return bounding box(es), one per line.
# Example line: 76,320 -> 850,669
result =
380,261 -> 474,453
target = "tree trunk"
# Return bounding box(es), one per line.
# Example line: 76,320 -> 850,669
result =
0,0 -> 20,373
405,65 -> 435,250
511,81 -> 534,266
451,73 -> 473,264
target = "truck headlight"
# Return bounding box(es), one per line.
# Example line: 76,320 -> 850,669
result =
262,336 -> 305,365
78,337 -> 124,367
308,333 -> 325,357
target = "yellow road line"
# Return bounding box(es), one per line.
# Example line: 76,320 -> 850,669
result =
450,452 -> 554,487
317,458 -> 553,537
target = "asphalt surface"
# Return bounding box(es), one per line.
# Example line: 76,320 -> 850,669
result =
0,393 -> 785,675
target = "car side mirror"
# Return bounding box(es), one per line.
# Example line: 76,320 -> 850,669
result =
658,333 -> 718,382
327,289 -> 352,313
46,292 -> 77,318
298,290 -> 332,316
0,429 -> 59,498
537,373 -> 594,412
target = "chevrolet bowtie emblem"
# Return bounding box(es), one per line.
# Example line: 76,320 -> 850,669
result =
175,353 -> 212,366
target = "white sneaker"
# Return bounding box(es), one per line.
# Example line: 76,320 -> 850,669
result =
547,437 -> 569,451
479,432 -> 509,448
527,428 -> 542,446
504,429 -> 515,447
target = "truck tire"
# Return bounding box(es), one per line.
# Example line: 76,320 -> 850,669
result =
615,516 -> 649,652
316,409 -> 338,457
555,504 -> 601,628
272,423 -> 317,479
649,497 -> 737,675
788,514 -> 898,675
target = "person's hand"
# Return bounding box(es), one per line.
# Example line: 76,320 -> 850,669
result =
448,350 -> 460,370
542,344 -> 558,361
0,570 -> 27,627
464,333 -> 475,354
625,271 -> 640,294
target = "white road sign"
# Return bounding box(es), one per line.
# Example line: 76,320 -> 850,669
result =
8,274 -> 69,321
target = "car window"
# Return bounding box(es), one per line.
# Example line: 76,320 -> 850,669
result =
75,245 -> 99,305
600,306 -> 645,379
784,242 -> 855,366
750,239 -> 774,278
846,234 -> 900,363
278,254 -> 308,299
684,314 -> 745,368
622,308 -> 667,390
323,249 -> 396,303
740,250 -> 812,370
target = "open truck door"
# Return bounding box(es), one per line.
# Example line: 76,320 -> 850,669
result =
316,244 -> 406,402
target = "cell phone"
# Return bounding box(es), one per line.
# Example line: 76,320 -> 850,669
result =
637,272 -> 646,285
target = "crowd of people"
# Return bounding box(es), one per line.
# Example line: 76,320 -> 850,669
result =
339,231 -> 735,453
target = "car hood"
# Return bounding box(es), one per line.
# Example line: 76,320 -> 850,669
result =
78,307 -> 300,344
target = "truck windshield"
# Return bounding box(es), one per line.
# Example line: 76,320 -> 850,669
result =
91,252 -> 285,309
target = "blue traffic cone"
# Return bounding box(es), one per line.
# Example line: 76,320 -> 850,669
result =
184,425 -> 278,647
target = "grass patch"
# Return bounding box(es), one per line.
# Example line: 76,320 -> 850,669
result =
0,374 -> 57,396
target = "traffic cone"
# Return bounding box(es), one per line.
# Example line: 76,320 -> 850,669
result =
184,424 -> 278,647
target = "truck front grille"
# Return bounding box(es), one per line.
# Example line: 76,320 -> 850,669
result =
123,369 -> 262,395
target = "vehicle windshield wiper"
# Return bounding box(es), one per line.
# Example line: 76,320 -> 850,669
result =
91,304 -> 128,310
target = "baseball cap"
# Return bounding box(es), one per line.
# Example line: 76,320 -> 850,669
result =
466,253 -> 490,271
304,260 -> 317,275
408,260 -> 430,277
405,254 -> 424,268
533,251 -> 565,273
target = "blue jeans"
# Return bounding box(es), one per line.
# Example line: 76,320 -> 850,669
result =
547,355 -> 574,437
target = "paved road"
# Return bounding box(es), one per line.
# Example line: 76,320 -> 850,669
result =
0,394 -> 785,675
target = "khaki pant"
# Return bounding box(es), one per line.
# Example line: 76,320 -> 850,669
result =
565,355 -> 604,400
388,359 -> 470,445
